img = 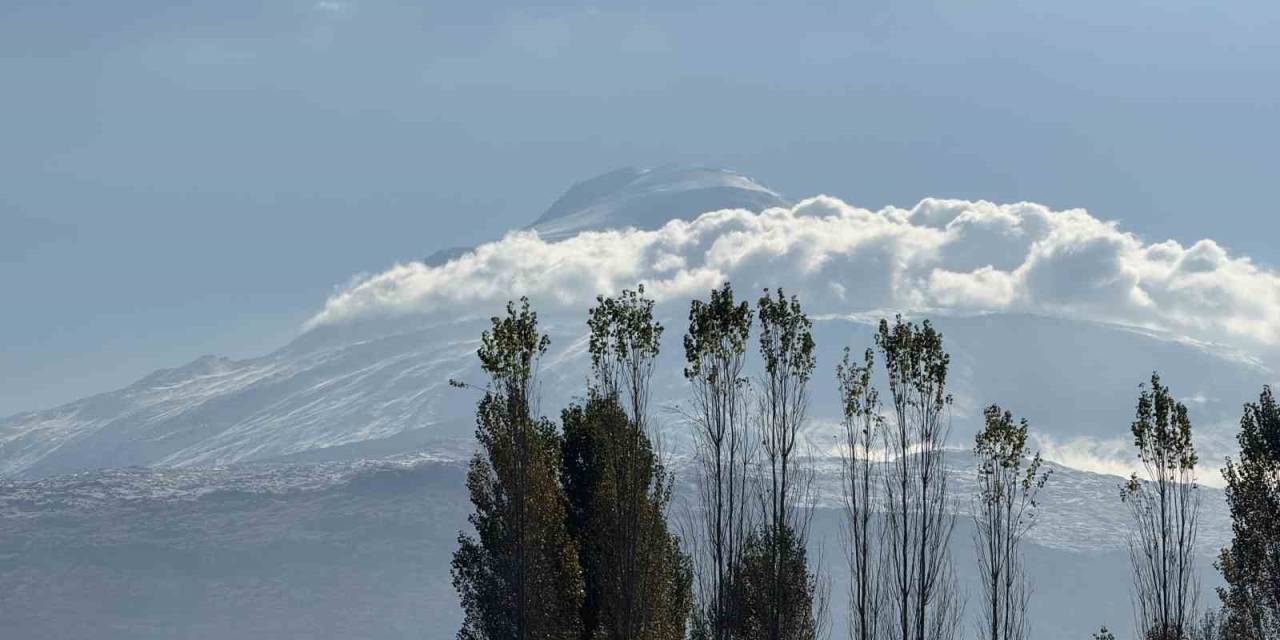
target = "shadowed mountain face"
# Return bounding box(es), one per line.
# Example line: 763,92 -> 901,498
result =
0,454 -> 1225,640
0,459 -> 469,640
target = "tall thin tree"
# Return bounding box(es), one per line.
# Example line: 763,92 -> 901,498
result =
1123,373 -> 1201,640
972,405 -> 1049,640
877,316 -> 962,640
730,288 -> 826,640
683,283 -> 756,640
837,347 -> 885,640
451,298 -> 584,640
1217,386 -> 1280,640
586,285 -> 663,433
562,285 -> 693,640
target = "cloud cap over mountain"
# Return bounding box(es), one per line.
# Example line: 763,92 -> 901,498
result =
311,195 -> 1280,354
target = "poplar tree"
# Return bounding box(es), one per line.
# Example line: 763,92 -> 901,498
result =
684,283 -> 755,640
729,289 -> 825,640
451,298 -> 584,640
562,286 -> 693,640
972,405 -> 1049,640
838,347 -> 885,640
1217,386 -> 1280,640
878,316 -> 962,640
1123,373 -> 1201,640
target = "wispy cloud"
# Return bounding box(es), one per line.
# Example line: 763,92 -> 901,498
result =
312,1 -> 350,15
1035,432 -> 1230,488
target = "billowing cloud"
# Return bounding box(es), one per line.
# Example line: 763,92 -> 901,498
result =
307,196 -> 1280,350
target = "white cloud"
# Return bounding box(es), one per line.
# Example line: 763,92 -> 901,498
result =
306,195 -> 1280,351
313,0 -> 348,13
1034,433 -> 1229,488
1033,434 -> 1136,481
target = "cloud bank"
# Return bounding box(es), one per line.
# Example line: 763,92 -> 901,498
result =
308,196 -> 1280,351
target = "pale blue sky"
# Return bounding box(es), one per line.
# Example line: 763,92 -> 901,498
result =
2,0 -> 1278,416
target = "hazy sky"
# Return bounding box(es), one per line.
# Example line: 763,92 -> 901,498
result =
2,0 -> 1278,416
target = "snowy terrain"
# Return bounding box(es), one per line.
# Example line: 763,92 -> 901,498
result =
0,452 -> 1228,640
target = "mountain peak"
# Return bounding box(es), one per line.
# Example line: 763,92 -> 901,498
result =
528,165 -> 787,240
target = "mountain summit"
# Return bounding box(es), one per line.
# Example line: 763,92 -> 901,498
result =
424,166 -> 785,265
528,165 -> 787,240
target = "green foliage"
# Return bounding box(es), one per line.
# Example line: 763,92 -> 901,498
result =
477,299 -> 552,398
1091,626 -> 1116,640
1217,386 -> 1280,639
876,315 -> 950,410
837,346 -> 884,640
973,405 -> 1050,640
727,525 -> 822,640
975,406 -> 1049,507
683,282 -> 756,640
1121,372 -> 1201,640
836,347 -> 880,436
451,298 -> 584,640
684,282 -> 753,383
562,287 -> 693,640
561,396 -> 692,640
1128,373 -> 1199,481
756,288 -> 815,388
588,285 -> 664,399
749,288 -> 823,640
876,315 -> 962,640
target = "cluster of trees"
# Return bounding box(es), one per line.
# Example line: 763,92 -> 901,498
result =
1108,374 -> 1280,640
449,284 -> 1280,640
680,284 -> 827,640
449,290 -> 690,640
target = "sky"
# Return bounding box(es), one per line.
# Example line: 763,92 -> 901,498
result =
2,0 -> 1278,417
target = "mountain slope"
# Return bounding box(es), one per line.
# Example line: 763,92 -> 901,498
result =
0,452 -> 1227,640
0,308 -> 1266,480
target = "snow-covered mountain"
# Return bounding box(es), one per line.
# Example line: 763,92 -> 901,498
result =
0,166 -> 789,477
1,166 -> 1275,639
1,166 -> 1270,479
1,307 -> 1266,481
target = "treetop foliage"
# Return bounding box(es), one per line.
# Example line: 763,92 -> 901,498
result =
876,315 -> 951,409
756,288 -> 816,385
588,285 -> 663,388
975,405 -> 1049,496
683,282 -> 753,382
452,299 -> 584,640
479,297 -> 551,387
1217,385 -> 1280,639
1130,372 -> 1199,476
